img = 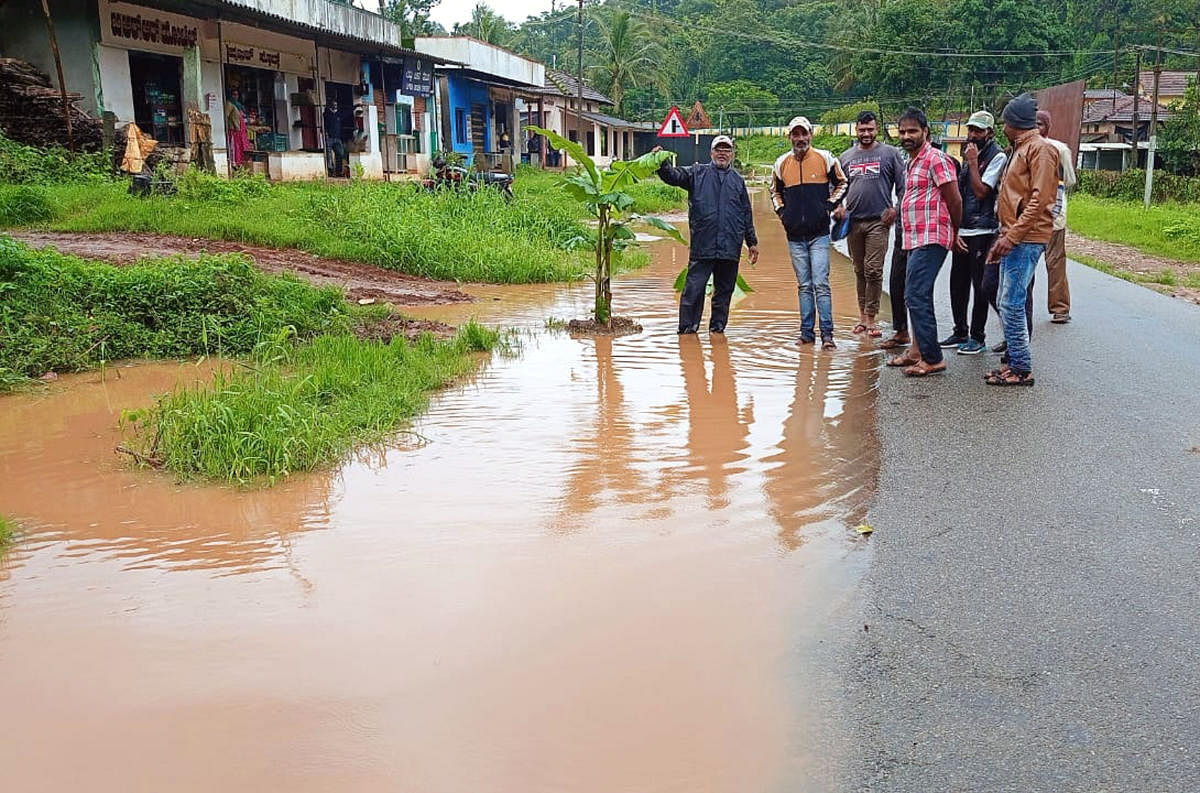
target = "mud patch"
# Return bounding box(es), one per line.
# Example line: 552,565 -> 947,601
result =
1067,231 -> 1200,305
567,316 -> 643,336
354,315 -> 456,342
11,231 -> 472,306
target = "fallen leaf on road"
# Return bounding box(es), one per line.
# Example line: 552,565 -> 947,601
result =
854,523 -> 874,535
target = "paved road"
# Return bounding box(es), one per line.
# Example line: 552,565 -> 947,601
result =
842,250 -> 1200,791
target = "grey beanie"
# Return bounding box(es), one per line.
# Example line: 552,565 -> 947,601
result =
1002,93 -> 1039,130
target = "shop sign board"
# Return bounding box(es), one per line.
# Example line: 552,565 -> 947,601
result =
225,42 -> 311,75
401,57 -> 434,96
100,0 -> 201,56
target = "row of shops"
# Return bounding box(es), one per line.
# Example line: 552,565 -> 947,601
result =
0,0 -> 655,179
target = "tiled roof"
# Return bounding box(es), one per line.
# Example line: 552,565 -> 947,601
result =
542,69 -> 611,104
1137,70 -> 1197,97
1081,93 -> 1173,123
1084,88 -> 1128,100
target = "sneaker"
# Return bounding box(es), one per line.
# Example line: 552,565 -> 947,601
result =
939,333 -> 968,348
991,340 -> 1008,353
1051,313 -> 1071,324
821,336 -> 837,350
956,339 -> 986,355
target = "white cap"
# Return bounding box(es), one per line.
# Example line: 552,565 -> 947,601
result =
710,134 -> 734,149
787,116 -> 813,134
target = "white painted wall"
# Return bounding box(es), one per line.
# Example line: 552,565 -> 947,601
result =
414,37 -> 544,88
201,58 -> 226,148
96,44 -> 135,124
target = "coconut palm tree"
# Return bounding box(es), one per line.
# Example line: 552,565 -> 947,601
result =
588,8 -> 664,117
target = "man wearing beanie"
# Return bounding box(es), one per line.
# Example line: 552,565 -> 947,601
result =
985,93 -> 1060,387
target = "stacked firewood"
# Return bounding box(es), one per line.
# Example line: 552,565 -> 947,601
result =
0,58 -> 104,151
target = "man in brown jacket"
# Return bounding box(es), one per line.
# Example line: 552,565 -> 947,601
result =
985,93 -> 1059,387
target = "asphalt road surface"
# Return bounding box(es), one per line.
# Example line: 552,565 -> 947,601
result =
843,251 -> 1200,792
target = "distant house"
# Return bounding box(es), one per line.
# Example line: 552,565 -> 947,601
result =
1137,70 -> 1197,108
414,36 -> 543,172
1083,88 -> 1129,106
525,68 -> 641,168
1080,93 -> 1173,143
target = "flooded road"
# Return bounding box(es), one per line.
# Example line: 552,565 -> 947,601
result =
1,194 -> 885,792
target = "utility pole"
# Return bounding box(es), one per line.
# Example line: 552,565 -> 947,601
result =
1131,48 -> 1141,171
576,0 -> 583,157
39,0 -> 73,152
1112,29 -> 1120,119
1144,36 -> 1162,208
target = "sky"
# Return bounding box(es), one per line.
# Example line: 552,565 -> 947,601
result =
425,0 -> 560,30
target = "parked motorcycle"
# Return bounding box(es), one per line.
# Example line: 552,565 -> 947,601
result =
420,155 -> 515,200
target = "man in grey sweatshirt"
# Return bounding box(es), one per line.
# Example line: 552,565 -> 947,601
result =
834,110 -> 906,338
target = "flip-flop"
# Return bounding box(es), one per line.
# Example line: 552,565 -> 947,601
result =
851,323 -> 868,335
985,370 -> 1035,386
867,326 -> 883,338
904,362 -> 947,377
886,353 -> 921,367
878,336 -> 911,350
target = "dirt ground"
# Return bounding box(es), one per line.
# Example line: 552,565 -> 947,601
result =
11,231 -> 472,306
1067,231 -> 1200,305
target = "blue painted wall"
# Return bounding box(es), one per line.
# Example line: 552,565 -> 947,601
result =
445,73 -> 491,156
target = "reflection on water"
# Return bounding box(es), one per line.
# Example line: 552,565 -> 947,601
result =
0,193 -> 884,793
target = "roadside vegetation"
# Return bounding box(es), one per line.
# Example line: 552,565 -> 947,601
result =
0,514 -> 16,551
1069,195 -> 1200,264
0,133 -> 684,285
736,133 -> 855,166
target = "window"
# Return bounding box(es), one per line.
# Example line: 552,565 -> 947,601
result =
455,108 -> 467,144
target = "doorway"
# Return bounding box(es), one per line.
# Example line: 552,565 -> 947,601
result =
128,51 -> 184,145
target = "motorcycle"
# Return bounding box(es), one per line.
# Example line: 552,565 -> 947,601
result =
420,155 -> 515,200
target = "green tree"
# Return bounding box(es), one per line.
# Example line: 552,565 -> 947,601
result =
380,0 -> 444,39
587,8 -> 665,116
452,3 -> 513,46
1159,79 -> 1200,176
705,80 -> 778,127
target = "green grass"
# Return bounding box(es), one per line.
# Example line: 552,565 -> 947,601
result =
1069,251 -> 1197,290
0,166 -> 685,285
120,323 -> 500,483
1069,195 -> 1200,263
0,514 -> 16,550
1,237 -> 351,388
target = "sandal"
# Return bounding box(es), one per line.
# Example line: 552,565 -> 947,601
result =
903,361 -> 947,377
878,335 -> 911,350
851,323 -> 868,335
887,353 -> 920,367
983,367 -> 1010,380
985,369 -> 1035,387
867,325 -> 883,338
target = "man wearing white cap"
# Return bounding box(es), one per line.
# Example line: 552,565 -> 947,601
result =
770,115 -> 848,349
653,136 -> 759,334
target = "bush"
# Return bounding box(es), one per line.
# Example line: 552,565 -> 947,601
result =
0,131 -> 109,184
1077,168 -> 1200,204
175,168 -> 272,204
0,185 -> 52,226
0,236 -> 350,384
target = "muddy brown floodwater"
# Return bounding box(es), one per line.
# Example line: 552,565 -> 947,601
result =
1,194 -> 886,793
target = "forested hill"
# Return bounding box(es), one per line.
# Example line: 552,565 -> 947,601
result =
440,0 -> 1199,124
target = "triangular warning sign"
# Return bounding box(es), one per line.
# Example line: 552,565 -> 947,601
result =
657,106 -> 690,138
685,101 -> 712,130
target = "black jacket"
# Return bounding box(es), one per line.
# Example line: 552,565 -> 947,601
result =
658,160 -> 757,261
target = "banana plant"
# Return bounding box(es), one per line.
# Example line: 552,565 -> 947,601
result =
526,125 -> 684,325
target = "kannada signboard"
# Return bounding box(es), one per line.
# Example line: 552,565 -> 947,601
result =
100,0 -> 200,56
401,57 -> 434,96
224,41 -> 310,75
657,106 -> 690,138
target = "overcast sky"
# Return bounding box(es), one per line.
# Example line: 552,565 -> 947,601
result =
422,0 -> 560,30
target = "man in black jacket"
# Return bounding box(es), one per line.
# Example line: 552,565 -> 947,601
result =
654,136 -> 759,334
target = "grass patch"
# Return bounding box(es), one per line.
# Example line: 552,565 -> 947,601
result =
1069,195 -> 1200,263
0,514 -> 16,550
1,236 -> 351,389
120,323 -> 500,483
1,166 -> 685,285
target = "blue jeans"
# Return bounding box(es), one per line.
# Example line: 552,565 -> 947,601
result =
904,244 -> 949,365
999,242 -> 1045,373
788,236 -> 833,340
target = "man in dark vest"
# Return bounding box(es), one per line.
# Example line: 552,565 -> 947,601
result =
944,110 -> 1008,355
653,136 -> 759,334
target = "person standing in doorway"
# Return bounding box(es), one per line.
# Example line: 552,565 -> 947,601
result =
944,110 -> 1007,355
225,88 -> 250,170
835,110 -> 906,339
324,99 -> 346,178
654,136 -> 759,334
1036,109 -> 1078,324
771,116 -> 849,349
887,107 -> 962,377
985,93 -> 1059,387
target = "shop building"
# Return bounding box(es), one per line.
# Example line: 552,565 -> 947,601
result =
526,69 -> 641,169
0,0 -> 445,179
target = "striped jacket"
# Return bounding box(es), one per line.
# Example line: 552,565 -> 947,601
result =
769,148 -> 849,241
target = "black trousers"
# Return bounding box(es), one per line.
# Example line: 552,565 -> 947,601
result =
679,258 -> 739,333
950,234 -> 995,342
889,245 -> 908,334
983,258 -> 1034,338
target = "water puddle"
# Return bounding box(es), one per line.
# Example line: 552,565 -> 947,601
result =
0,194 -> 884,792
